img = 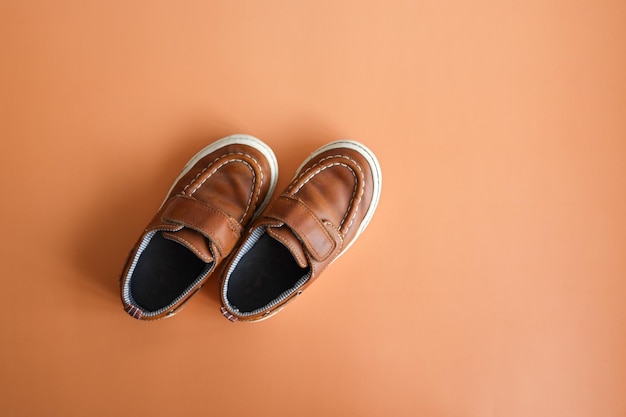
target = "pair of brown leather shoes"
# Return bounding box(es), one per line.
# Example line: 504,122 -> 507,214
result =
120,134 -> 382,322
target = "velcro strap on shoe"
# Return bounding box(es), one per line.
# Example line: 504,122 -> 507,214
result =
162,195 -> 242,257
265,195 -> 337,262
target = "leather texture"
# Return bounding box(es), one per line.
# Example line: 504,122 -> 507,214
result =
120,136 -> 276,320
220,140 -> 381,322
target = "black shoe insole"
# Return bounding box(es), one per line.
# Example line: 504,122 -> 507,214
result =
130,232 -> 208,312
227,232 -> 309,313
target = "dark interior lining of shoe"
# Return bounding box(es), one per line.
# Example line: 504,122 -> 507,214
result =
227,232 -> 309,313
130,232 -> 207,312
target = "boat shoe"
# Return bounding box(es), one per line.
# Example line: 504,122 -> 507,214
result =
120,134 -> 278,320
219,140 -> 382,322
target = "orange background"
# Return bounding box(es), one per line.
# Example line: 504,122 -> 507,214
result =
1,1 -> 625,416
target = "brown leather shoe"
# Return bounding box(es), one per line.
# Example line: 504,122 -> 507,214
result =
219,140 -> 382,322
120,135 -> 278,320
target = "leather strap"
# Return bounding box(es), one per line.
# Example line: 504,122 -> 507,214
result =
161,195 -> 242,257
265,195 -> 337,261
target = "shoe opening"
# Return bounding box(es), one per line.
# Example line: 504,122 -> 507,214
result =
225,229 -> 310,314
129,232 -> 210,312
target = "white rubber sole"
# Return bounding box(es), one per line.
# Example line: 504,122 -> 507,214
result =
294,139 -> 382,255
160,134 -> 279,215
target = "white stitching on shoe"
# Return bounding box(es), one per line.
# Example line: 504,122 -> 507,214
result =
182,152 -> 262,222
291,155 -> 364,230
288,154 -> 338,191
344,162 -> 364,231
